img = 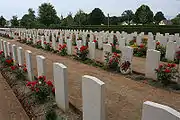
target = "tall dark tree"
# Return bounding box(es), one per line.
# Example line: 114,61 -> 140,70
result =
109,16 -> 119,25
0,16 -> 6,27
154,11 -> 166,24
171,14 -> 180,25
88,8 -> 105,25
121,10 -> 134,25
60,12 -> 74,26
38,3 -> 60,26
134,5 -> 154,24
74,9 -> 88,26
20,8 -> 36,28
11,16 -> 19,27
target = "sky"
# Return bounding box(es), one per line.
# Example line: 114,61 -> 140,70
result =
1,0 -> 180,20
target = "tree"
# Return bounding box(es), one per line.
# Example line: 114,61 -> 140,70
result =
0,16 -> 6,27
20,8 -> 36,28
38,3 -> 60,26
171,14 -> 180,25
154,11 -> 166,24
88,8 -> 105,25
121,10 -> 134,25
60,12 -> 74,26
134,5 -> 154,24
74,9 -> 88,26
11,16 -> 19,27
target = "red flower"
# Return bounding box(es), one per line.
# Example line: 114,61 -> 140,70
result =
75,46 -> 78,50
0,50 -> 3,54
156,42 -> 160,45
167,63 -> 171,67
171,64 -> 176,68
44,41 -> 47,44
24,64 -> 26,67
23,67 -> 27,72
35,88 -> 39,92
11,66 -> 16,70
80,46 -> 88,52
165,69 -> 171,73
139,44 -> 144,48
52,88 -> 55,93
26,81 -> 32,87
46,80 -> 53,87
93,40 -> 97,43
113,52 -> 118,56
159,64 -> 163,68
38,76 -> 43,79
6,59 -> 13,64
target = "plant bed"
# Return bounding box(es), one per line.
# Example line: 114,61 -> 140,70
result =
0,55 -> 82,120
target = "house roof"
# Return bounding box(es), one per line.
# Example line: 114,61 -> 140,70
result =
161,20 -> 173,25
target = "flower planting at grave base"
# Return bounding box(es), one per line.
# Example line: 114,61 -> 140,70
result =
58,44 -> 67,56
133,43 -> 147,57
26,76 -> 55,103
75,45 -> 89,61
44,42 -> 53,51
104,52 -> 121,71
35,40 -> 42,49
155,63 -> 178,86
0,51 -> 64,119
26,38 -> 33,45
156,43 -> 166,61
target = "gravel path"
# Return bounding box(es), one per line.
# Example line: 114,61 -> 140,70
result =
5,39 -> 180,120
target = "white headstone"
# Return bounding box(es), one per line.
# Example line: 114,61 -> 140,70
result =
3,41 -> 8,57
12,44 -> 18,64
77,40 -> 82,50
145,49 -> 160,80
7,42 -> 11,56
52,36 -> 56,50
147,40 -> 156,50
119,37 -> 126,51
53,63 -> 69,112
25,50 -> 33,81
98,36 -> 103,49
82,75 -> 105,120
67,39 -> 72,55
165,41 -> 177,61
36,55 -> 46,77
103,44 -> 112,62
142,101 -> 180,120
121,46 -> 134,73
0,39 -> 3,51
17,47 -> 24,66
88,42 -> 96,60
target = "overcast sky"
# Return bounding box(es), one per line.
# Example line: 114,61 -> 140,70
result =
1,0 -> 180,20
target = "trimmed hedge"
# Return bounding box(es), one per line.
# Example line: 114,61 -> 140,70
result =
58,25 -> 180,34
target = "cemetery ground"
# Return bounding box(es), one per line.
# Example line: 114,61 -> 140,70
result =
0,73 -> 29,119
2,37 -> 180,120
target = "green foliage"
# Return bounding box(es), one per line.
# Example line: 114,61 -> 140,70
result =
20,8 -> 36,28
154,11 -> 166,24
121,10 -> 134,25
88,8 -> 105,25
60,12 -> 74,27
74,10 -> 89,26
26,76 -> 54,104
155,63 -> 178,86
38,3 -> 60,26
156,44 -> 166,60
134,5 -> 154,24
11,16 -> 19,27
104,52 -> 120,71
0,16 -> 6,27
171,14 -> 180,25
